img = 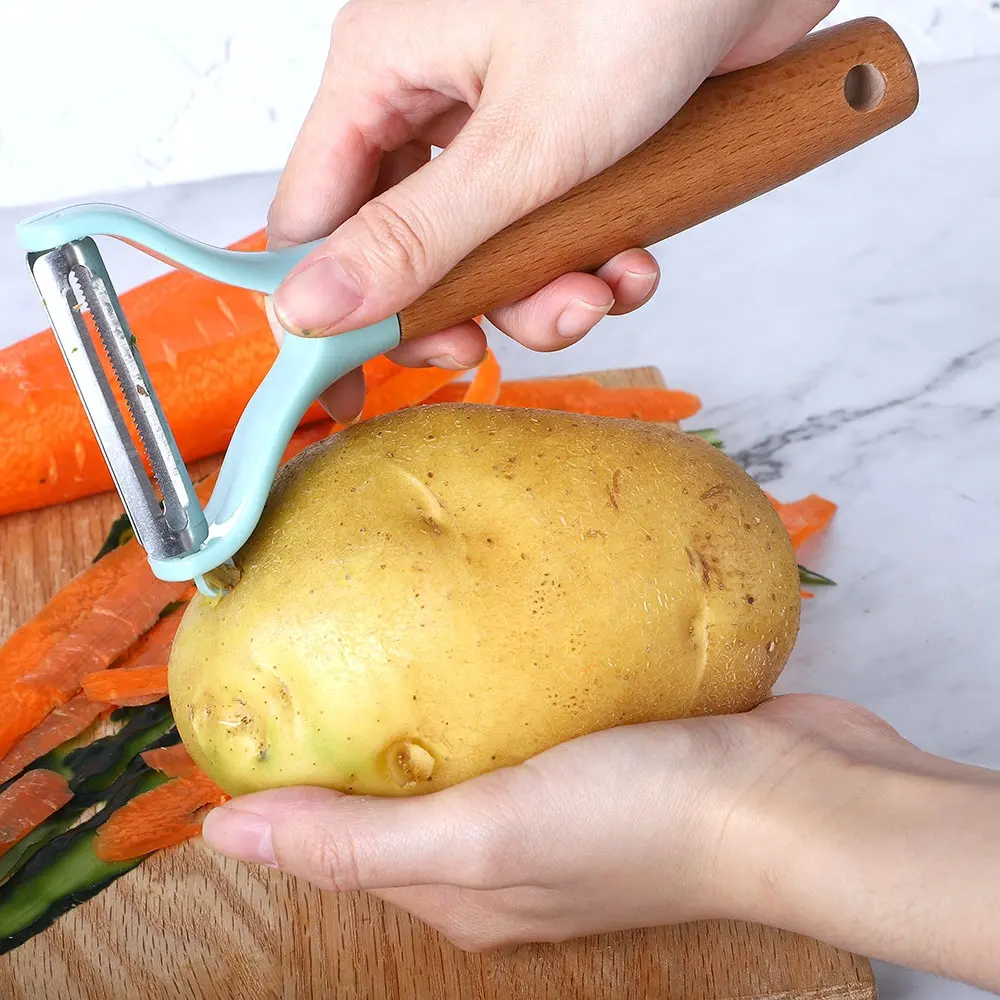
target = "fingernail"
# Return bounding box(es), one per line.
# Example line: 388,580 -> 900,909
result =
624,269 -> 658,297
202,807 -> 277,867
273,256 -> 363,335
426,354 -> 472,370
556,298 -> 612,340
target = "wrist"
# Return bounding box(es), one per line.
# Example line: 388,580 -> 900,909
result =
716,711 -> 1000,989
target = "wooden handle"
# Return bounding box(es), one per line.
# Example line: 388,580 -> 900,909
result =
398,16 -> 918,340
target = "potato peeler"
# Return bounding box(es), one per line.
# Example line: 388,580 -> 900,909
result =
15,18 -> 917,598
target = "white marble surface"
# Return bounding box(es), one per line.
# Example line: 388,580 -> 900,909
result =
1,52 -> 998,1000
2,1 -> 1000,207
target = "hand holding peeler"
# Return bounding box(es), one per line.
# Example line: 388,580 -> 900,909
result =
16,19 -> 917,597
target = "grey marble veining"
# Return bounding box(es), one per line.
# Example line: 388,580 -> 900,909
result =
0,53 -> 997,1000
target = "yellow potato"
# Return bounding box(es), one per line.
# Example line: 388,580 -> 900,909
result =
169,404 -> 800,797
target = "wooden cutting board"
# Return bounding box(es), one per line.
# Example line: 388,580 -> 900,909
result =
0,367 -> 877,1000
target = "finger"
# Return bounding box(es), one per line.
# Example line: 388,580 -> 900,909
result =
594,248 -> 661,316
714,1 -> 838,73
484,273 -> 614,352
201,783 -> 513,893
371,142 -> 432,200
317,366 -> 366,423
484,247 -> 660,350
267,74 -> 455,250
270,95 -> 604,340
265,295 -> 366,421
386,320 -> 487,369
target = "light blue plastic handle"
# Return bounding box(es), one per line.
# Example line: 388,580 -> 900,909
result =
17,202 -> 317,293
16,203 -> 401,591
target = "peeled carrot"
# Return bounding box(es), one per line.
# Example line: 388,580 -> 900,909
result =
0,768 -> 73,858
94,770 -> 228,862
141,743 -> 198,779
0,229 -> 348,516
81,665 -> 169,707
428,376 -> 602,405
429,378 -> 700,421
462,350 -> 502,404
502,386 -> 701,421
0,694 -> 108,784
769,494 -> 838,549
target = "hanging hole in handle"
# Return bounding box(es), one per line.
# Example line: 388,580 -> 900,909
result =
843,63 -> 887,112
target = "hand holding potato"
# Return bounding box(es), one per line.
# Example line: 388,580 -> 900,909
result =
266,0 -> 839,420
202,693 -> 1000,993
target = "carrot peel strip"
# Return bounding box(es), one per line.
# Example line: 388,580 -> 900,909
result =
0,694 -> 109,784
81,665 -> 169,707
141,743 -> 198,779
0,768 -> 73,857
768,493 -> 838,549
0,686 -> 64,761
94,770 -> 229,862
116,603 -> 187,670
462,350 -> 502,404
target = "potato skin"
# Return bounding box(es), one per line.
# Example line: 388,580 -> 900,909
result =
169,404 -> 800,797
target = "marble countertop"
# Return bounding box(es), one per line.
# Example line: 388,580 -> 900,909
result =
1,53 -> 997,1000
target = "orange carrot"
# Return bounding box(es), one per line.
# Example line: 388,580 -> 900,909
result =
280,418 -> 337,466
0,229 -> 384,516
0,694 -> 109,784
0,768 -> 73,857
141,743 -> 198,779
511,386 -> 700,421
427,376 -> 602,405
429,379 -> 700,421
769,494 -> 838,549
94,770 -> 228,862
0,231 -> 293,516
462,350 -> 502,404
81,665 -> 169,707
330,365 -> 465,432
0,223 -> 417,519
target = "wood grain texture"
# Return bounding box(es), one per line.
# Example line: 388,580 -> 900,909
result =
398,17 -> 918,340
0,368 -> 877,1000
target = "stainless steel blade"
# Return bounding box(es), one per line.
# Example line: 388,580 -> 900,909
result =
27,238 -> 208,560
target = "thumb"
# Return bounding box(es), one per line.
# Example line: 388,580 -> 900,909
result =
201,784 -> 506,892
270,102 -> 585,340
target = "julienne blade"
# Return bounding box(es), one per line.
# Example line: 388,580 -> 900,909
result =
52,240 -> 206,561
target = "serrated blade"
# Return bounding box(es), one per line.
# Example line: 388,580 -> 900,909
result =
27,237 -> 208,560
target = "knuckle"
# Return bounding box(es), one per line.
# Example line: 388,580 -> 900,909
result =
299,827 -> 364,893
330,0 -> 367,40
452,774 -> 528,889
353,198 -> 433,287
